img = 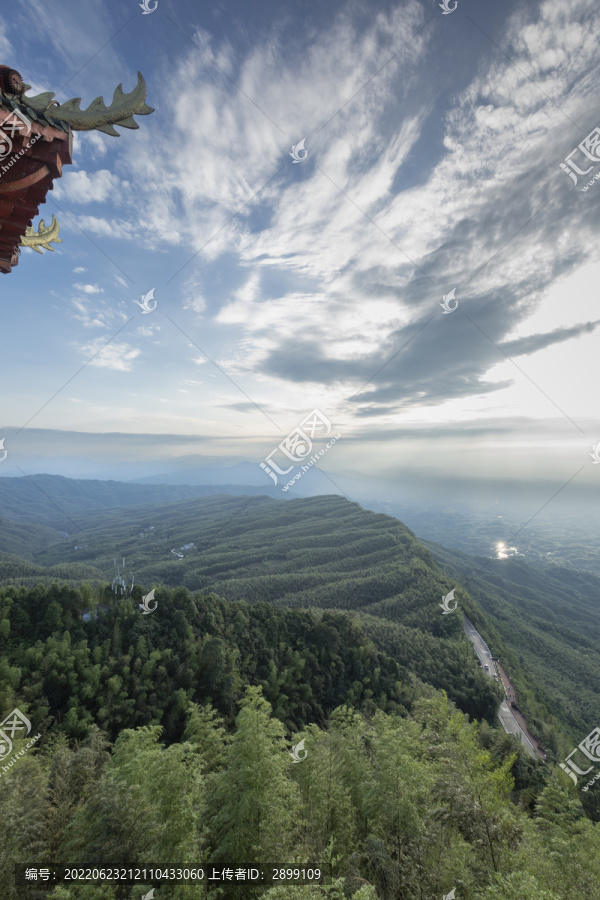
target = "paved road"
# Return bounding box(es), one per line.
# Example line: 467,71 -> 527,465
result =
463,615 -> 496,676
463,614 -> 537,759
498,700 -> 537,757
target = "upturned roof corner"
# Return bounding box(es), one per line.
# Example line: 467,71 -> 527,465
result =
0,66 -> 154,274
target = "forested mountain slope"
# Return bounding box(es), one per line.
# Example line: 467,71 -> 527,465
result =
0,494 -> 500,722
2,490 -> 600,896
3,490 -> 596,748
423,538 -> 600,744
3,687 -> 597,900
0,518 -> 65,558
0,583 -> 416,742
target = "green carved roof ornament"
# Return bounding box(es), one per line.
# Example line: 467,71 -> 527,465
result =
19,71 -> 154,135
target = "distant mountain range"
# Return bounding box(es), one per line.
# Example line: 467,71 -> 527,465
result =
130,462 -> 270,486
129,460 -> 342,494
0,473 -> 285,527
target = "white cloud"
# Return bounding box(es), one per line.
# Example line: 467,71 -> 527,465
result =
74,282 -> 103,294
71,296 -> 110,329
70,215 -> 137,240
182,0 -> 600,422
109,1 -> 426,259
79,130 -> 109,158
0,17 -> 14,59
137,324 -> 160,337
77,337 -> 141,371
181,278 -> 207,313
54,169 -> 121,203
217,272 -> 261,324
70,290 -> 129,329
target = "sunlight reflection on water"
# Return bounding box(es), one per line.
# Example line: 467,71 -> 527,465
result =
495,541 -> 522,559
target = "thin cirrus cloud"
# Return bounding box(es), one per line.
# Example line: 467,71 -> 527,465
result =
71,297 -> 111,330
122,2 -> 427,254
181,278 -> 207,314
66,216 -> 139,241
189,0 -> 600,419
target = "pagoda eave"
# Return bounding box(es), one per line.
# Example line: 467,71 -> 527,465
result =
0,103 -> 72,273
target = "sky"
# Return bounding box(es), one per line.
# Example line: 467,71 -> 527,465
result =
1,0 -> 600,500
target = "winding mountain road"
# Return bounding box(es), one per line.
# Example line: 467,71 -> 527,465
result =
463,614 -> 538,759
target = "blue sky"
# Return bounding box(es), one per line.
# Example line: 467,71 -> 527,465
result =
1,0 -> 600,490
